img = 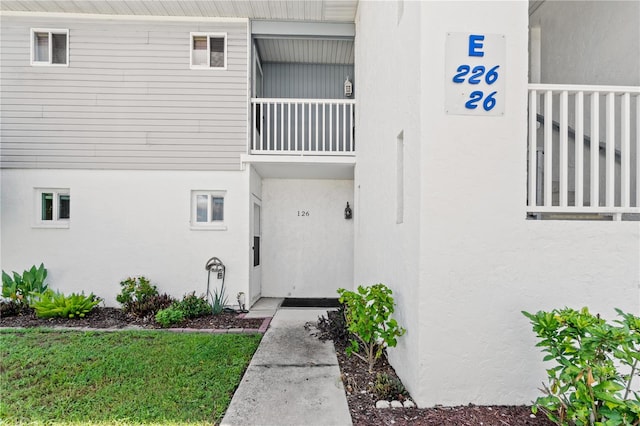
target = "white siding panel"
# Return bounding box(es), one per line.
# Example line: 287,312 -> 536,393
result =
0,14 -> 249,171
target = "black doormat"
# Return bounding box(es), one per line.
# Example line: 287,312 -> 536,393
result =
280,298 -> 341,308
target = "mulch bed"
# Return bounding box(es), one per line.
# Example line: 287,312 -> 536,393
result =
0,306 -> 265,330
315,310 -> 554,426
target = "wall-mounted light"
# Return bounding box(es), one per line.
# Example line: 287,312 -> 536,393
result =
344,202 -> 352,219
344,76 -> 353,97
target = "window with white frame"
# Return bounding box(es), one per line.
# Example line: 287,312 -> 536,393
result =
31,29 -> 69,66
35,188 -> 70,227
190,32 -> 227,69
191,190 -> 226,229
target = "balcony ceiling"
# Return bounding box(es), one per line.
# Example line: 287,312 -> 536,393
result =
256,38 -> 353,64
0,1 -> 359,21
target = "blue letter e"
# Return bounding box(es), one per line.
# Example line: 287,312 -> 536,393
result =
468,34 -> 485,57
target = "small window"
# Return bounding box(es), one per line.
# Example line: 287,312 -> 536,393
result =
190,32 -> 226,69
396,131 -> 404,224
31,29 -> 68,66
191,191 -> 227,230
35,188 -> 70,228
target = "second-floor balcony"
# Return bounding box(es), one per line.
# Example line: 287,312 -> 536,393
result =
251,98 -> 355,156
527,84 -> 640,220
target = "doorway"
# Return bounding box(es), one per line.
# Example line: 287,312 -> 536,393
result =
250,196 -> 262,304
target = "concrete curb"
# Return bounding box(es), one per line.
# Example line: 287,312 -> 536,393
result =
0,316 -> 273,334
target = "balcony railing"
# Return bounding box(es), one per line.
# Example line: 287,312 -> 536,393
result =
251,98 -> 355,155
527,84 -> 640,219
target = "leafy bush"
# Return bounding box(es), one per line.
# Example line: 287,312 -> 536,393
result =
0,299 -> 29,317
127,293 -> 175,318
116,276 -> 158,309
372,372 -> 408,401
116,276 -> 174,317
33,289 -> 101,319
174,292 -> 211,318
1,263 -> 49,306
316,305 -> 350,345
338,284 -> 406,373
523,307 -> 640,426
155,307 -> 185,328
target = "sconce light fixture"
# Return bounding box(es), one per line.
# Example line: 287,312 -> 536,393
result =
344,76 -> 353,97
344,202 -> 352,219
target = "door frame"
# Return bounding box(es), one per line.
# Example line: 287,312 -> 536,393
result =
249,194 -> 262,305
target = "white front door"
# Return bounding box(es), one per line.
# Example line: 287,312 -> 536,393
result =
250,196 -> 262,304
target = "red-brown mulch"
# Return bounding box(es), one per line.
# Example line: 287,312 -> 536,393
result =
0,306 -> 265,330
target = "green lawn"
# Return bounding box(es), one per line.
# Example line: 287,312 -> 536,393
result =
0,329 -> 262,425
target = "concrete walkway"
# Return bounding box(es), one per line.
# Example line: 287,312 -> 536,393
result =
221,308 -> 352,426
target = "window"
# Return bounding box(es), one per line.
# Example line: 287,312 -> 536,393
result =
31,29 -> 68,66
396,131 -> 404,224
191,191 -> 226,230
190,32 -> 226,69
35,188 -> 70,228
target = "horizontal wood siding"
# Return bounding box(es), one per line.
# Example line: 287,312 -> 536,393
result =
262,63 -> 354,99
0,15 -> 248,170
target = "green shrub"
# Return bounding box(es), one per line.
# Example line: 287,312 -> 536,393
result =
1,263 -> 49,306
116,276 -> 157,309
155,307 -> 185,328
33,289 -> 101,319
174,292 -> 211,318
372,372 -> 408,401
127,293 -> 175,318
523,307 -> 640,426
116,276 -> 175,318
316,305 -> 350,345
338,284 -> 406,373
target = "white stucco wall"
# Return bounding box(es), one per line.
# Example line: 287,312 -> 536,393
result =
353,0 -> 423,404
417,0 -> 638,407
261,178 -> 354,298
355,0 -> 639,407
1,169 -> 250,306
530,0 -> 640,86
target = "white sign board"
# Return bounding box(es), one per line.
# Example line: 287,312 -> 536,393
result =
445,33 -> 505,116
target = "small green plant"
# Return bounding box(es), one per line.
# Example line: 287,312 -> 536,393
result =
212,283 -> 228,315
372,372 -> 408,401
523,307 -> 640,426
155,306 -> 185,327
1,263 -> 48,306
33,289 -> 101,319
116,276 -> 174,318
338,284 -> 406,373
116,276 -> 158,308
174,292 -> 211,319
316,304 -> 350,345
127,293 -> 175,318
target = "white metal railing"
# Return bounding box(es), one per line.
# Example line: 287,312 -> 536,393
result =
527,84 -> 640,219
251,98 -> 355,155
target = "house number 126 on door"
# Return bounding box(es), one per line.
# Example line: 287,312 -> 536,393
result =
445,33 -> 505,116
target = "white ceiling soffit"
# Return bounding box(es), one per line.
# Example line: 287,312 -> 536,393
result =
256,38 -> 353,64
251,161 -> 355,179
0,1 -> 359,22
